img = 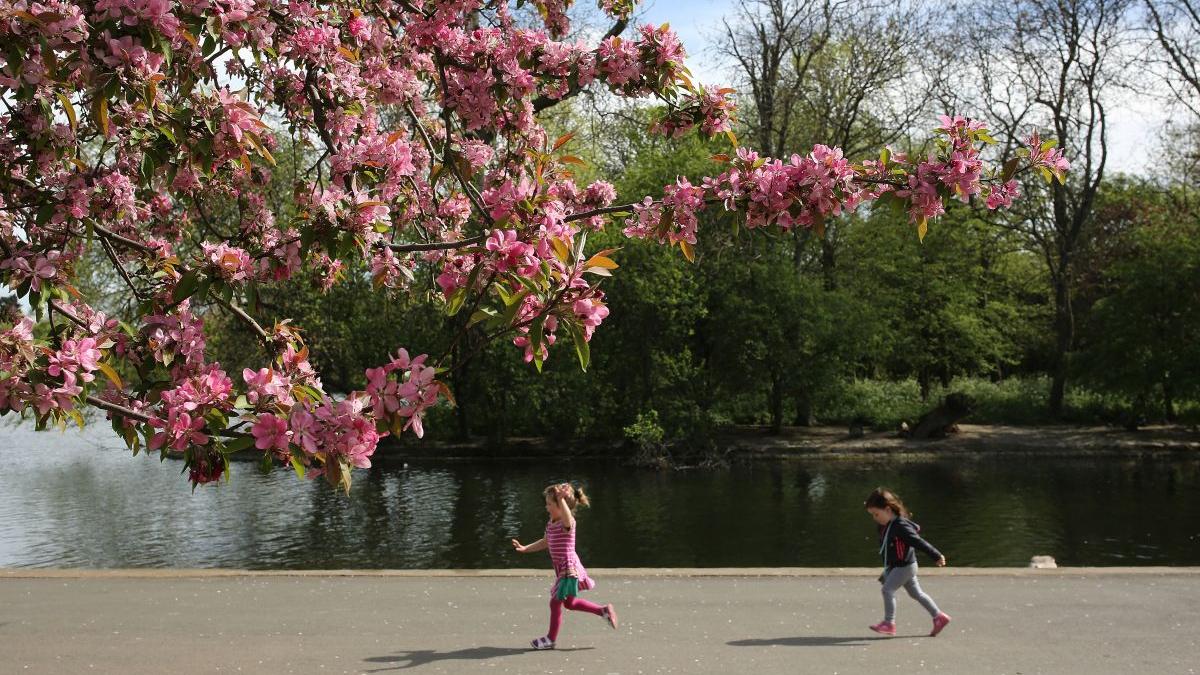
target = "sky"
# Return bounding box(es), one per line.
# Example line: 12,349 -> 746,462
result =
634,0 -> 1175,176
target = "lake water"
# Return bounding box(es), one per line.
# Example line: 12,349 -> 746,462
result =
1,422 -> 1198,568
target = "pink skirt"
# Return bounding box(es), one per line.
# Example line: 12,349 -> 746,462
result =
549,558 -> 595,597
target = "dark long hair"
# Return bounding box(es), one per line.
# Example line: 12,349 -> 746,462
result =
865,487 -> 909,518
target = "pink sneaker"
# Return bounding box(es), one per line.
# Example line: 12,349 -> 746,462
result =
603,604 -> 619,630
869,621 -> 896,636
930,613 -> 952,637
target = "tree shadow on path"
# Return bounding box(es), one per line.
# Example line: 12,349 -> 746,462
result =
729,636 -> 887,647
363,646 -> 595,671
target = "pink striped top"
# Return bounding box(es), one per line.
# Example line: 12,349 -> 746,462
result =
545,520 -> 595,592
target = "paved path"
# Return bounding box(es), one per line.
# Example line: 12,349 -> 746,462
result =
1,569 -> 1197,674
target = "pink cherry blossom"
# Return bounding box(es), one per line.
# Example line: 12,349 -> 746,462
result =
252,413 -> 291,453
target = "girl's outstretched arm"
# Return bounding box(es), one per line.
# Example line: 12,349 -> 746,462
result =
512,537 -> 547,553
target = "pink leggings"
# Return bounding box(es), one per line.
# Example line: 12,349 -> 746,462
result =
547,596 -> 605,641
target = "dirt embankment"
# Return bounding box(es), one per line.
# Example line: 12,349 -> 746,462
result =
715,424 -> 1200,460
375,424 -> 1200,462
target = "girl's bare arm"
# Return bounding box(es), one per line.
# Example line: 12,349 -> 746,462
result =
512,537 -> 547,553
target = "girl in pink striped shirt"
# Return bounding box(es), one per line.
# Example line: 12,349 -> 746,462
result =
512,482 -> 619,650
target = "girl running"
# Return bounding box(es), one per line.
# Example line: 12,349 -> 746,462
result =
512,482 -> 618,650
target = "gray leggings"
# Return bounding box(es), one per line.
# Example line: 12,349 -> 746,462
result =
881,563 -> 940,622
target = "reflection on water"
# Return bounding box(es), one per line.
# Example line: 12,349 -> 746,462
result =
2,422 -> 1198,568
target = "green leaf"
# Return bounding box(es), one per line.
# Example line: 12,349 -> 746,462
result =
566,320 -> 590,372
259,452 -> 273,474
468,308 -> 495,327
445,286 -> 468,316
203,408 -> 228,431
497,288 -> 529,328
97,362 -> 124,390
123,424 -> 139,455
224,435 -> 255,452
35,202 -> 54,225
172,270 -> 201,304
528,315 -> 545,358
289,454 -> 306,479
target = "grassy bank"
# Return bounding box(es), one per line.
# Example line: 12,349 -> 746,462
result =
814,377 -> 1200,429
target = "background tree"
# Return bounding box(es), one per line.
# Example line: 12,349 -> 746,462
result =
956,0 -> 1131,417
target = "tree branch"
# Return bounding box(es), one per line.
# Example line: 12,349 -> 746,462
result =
388,235 -> 486,252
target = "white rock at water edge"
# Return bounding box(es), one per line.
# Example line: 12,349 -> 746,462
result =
1029,555 -> 1058,569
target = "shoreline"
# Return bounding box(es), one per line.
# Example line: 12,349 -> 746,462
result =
376,423 -> 1200,462
4,566 -> 1200,579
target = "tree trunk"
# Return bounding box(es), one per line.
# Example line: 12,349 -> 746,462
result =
1163,376 -> 1176,423
769,373 -> 784,434
793,388 -> 816,427
452,349 -> 470,441
1049,274 -> 1073,418
820,234 -> 836,290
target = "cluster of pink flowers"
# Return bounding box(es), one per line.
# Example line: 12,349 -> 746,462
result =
94,0 -> 180,35
243,367 -> 294,408
147,365 -> 235,459
48,337 -> 102,384
293,396 -> 384,472
214,88 -> 266,159
260,230 -> 303,281
435,251 -> 478,299
330,130 -> 419,192
0,316 -> 97,418
1024,131 -> 1071,181
202,242 -> 254,284
142,304 -> 206,370
91,171 -> 139,223
0,248 -> 68,293
0,318 -> 36,412
485,229 -> 537,274
481,177 -> 537,223
573,296 -> 611,341
364,349 -> 440,438
459,139 -> 494,175
986,179 -> 1021,210
97,32 -> 165,78
512,295 -> 560,364
249,348 -> 436,474
147,407 -> 209,453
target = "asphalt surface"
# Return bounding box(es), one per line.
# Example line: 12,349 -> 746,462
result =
1,569 -> 1197,674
